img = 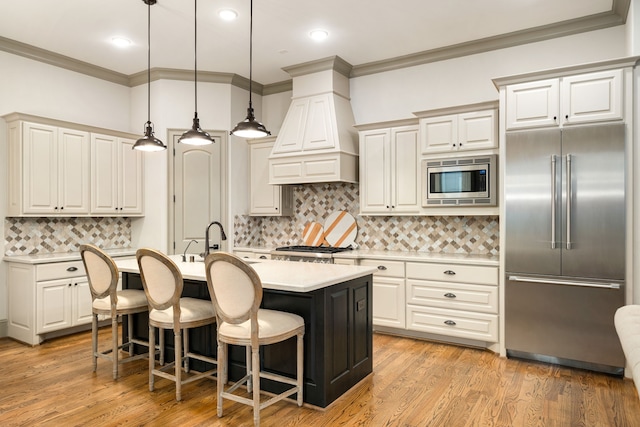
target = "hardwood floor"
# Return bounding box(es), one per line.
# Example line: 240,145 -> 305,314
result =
1,328 -> 639,426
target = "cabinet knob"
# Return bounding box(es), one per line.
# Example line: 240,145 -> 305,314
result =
444,320 -> 457,326
565,114 -> 569,120
444,293 -> 457,298
60,207 -> 64,210
553,116 -> 557,121
443,270 -> 456,275
115,207 -> 119,211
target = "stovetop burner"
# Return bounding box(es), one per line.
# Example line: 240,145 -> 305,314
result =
275,245 -> 353,254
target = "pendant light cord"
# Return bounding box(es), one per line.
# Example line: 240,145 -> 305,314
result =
146,1 -> 151,124
248,0 -> 253,110
194,0 -> 198,115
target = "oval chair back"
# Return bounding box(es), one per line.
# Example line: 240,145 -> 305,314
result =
136,248 -> 183,321
80,244 -> 118,303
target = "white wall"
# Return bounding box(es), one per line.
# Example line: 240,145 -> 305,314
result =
349,26 -> 627,124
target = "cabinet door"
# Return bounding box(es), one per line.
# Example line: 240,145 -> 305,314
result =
37,279 -> 72,333
390,126 -> 420,213
359,129 -> 391,213
506,78 -> 560,130
72,278 -> 93,326
458,110 -> 497,151
373,277 -> 406,328
58,128 -> 90,214
561,69 -> 623,125
250,139 -> 285,215
118,138 -> 143,215
23,122 -> 58,214
91,133 -> 119,214
420,115 -> 457,154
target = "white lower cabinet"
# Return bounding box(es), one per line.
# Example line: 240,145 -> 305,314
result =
405,262 -> 499,342
6,256 -> 124,345
360,259 -> 406,328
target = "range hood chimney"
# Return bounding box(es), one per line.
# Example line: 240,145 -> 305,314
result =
269,56 -> 358,185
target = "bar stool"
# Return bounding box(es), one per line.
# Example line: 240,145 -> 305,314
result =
136,248 -> 217,401
80,244 -> 160,380
204,252 -> 304,426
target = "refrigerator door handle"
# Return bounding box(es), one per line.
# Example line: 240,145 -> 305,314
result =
508,275 -> 621,289
551,155 -> 557,249
566,154 -> 573,250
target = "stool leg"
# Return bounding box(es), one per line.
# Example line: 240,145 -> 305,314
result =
159,328 -> 165,365
217,339 -> 224,418
183,331 -> 189,373
175,329 -> 182,401
246,346 -> 252,393
252,346 -> 260,426
149,324 -> 155,392
297,333 -> 304,406
91,313 -> 98,372
127,314 -> 134,356
111,310 -> 118,380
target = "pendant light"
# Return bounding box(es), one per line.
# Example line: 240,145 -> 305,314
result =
178,0 -> 214,145
230,0 -> 271,138
133,0 -> 166,152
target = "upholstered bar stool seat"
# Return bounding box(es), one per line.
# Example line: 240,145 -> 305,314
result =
80,244 -> 162,380
137,248 -> 217,402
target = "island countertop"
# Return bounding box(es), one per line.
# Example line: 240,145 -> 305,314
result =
115,255 -> 377,293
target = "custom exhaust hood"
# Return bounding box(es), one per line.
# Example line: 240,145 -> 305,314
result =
268,56 -> 358,185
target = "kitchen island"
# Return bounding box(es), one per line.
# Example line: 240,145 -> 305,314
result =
115,256 -> 376,408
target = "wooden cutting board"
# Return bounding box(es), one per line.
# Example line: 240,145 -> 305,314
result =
302,221 -> 325,246
323,211 -> 357,247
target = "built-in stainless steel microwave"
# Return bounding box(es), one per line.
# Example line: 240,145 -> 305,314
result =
422,155 -> 497,206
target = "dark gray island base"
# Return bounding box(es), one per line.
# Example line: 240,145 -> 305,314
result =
123,272 -> 373,408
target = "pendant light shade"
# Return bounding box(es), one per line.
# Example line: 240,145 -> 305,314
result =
179,0 -> 214,145
230,0 -> 270,139
133,0 -> 166,152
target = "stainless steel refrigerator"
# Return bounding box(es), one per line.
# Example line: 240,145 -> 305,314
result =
505,123 -> 626,375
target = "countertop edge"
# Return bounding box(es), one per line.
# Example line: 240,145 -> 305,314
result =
3,249 -> 137,264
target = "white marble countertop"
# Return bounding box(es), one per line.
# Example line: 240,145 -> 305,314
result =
3,248 -> 136,264
233,246 -> 499,267
115,255 -> 378,293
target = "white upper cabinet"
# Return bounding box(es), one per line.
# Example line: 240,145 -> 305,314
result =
505,69 -> 623,130
8,120 -> 90,216
359,124 -> 420,215
248,137 -> 293,216
91,134 -> 143,216
418,105 -> 498,155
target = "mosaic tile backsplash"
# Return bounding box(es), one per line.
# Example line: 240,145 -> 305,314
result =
4,217 -> 131,255
234,183 -> 499,255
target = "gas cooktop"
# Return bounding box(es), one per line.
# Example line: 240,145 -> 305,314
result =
274,245 -> 353,254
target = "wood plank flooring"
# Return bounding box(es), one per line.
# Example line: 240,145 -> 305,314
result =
1,328 -> 639,426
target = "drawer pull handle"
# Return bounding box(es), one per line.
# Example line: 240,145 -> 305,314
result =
444,293 -> 457,298
67,266 -> 78,272
444,320 -> 457,326
259,255 -> 267,259
444,270 -> 456,275
377,265 -> 387,271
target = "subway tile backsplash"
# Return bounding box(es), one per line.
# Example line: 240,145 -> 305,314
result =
4,217 -> 131,255
234,183 -> 499,255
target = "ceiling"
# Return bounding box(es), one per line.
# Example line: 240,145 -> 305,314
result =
0,0 -> 627,86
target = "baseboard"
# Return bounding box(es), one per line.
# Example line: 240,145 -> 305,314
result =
0,319 -> 8,338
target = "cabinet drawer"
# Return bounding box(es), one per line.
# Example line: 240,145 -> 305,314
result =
406,262 -> 497,285
360,259 -> 405,277
407,280 -> 498,314
406,305 -> 498,342
36,260 -> 86,281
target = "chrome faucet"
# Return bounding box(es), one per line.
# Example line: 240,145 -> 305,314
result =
203,221 -> 227,257
182,239 -> 198,262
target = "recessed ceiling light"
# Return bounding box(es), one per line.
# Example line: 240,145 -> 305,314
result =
111,37 -> 132,48
219,9 -> 238,21
309,29 -> 329,41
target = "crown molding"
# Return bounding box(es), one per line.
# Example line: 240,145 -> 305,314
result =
351,5 -> 628,78
0,0 -> 629,95
0,35 -> 130,86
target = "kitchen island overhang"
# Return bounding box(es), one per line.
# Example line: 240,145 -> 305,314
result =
115,255 -> 377,408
